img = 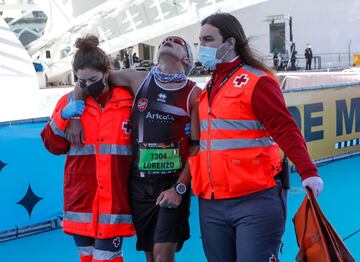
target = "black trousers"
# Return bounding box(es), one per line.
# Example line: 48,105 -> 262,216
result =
199,183 -> 287,262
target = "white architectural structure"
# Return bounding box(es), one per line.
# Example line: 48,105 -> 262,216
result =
0,17 -> 40,122
24,0 -> 359,77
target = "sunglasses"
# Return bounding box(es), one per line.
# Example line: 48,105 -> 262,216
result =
159,36 -> 189,57
159,36 -> 186,47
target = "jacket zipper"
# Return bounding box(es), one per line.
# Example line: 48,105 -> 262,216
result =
205,64 -> 243,199
207,106 -> 215,199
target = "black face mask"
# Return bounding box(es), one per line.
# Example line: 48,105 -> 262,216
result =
85,78 -> 105,98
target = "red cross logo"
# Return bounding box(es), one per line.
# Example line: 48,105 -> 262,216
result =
233,74 -> 249,87
113,237 -> 122,248
122,119 -> 131,134
269,254 -> 277,262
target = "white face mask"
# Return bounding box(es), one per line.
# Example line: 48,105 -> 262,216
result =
198,42 -> 229,70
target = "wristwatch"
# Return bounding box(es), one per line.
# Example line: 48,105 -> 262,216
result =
173,183 -> 187,195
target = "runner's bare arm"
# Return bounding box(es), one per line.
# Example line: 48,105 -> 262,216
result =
73,81 -> 86,100
190,86 -> 201,145
66,69 -> 148,144
65,82 -> 85,145
176,86 -> 201,186
109,69 -> 148,94
156,86 -> 201,208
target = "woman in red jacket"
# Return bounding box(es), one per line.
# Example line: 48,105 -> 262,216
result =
41,35 -> 135,262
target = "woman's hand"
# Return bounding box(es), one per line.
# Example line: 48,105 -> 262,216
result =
61,100 -> 85,119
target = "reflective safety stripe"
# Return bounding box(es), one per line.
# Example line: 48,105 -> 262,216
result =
211,119 -> 264,130
98,144 -> 132,156
78,246 -> 93,256
200,119 -> 264,131
200,140 -> 207,151
50,119 -> 65,137
242,65 -> 264,77
63,211 -> 92,223
98,214 -> 133,224
200,120 -> 208,131
93,249 -> 123,260
68,144 -> 131,156
68,145 -> 96,156
200,137 -> 274,151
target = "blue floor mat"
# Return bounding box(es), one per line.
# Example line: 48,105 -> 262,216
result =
1,156 -> 359,261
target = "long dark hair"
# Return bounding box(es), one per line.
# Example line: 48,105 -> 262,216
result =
201,13 -> 274,76
72,35 -> 110,73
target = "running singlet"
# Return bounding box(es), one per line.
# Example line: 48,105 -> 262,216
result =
131,72 -> 196,177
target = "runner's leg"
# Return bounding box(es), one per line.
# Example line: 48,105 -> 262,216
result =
153,243 -> 177,262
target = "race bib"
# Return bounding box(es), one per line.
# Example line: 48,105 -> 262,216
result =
138,143 -> 182,172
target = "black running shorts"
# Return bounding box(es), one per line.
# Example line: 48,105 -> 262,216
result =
129,175 -> 191,252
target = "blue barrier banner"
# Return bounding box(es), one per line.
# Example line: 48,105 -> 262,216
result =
0,120 -> 63,231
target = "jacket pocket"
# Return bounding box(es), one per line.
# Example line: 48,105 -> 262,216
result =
223,151 -> 269,193
64,173 -> 91,210
188,153 -> 203,196
221,87 -> 246,108
64,157 -> 97,210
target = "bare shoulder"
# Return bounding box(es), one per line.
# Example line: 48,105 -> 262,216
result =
190,85 -> 202,105
188,84 -> 201,113
125,69 -> 148,78
110,69 -> 147,82
128,70 -> 149,93
111,69 -> 148,94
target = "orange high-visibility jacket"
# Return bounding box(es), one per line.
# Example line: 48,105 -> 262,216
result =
41,87 -> 136,238
189,65 -> 282,199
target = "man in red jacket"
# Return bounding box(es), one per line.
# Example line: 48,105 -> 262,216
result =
188,13 -> 324,262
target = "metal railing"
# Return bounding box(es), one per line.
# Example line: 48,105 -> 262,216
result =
0,218 -> 62,243
315,52 -> 356,69
261,52 -> 360,71
125,52 -> 359,74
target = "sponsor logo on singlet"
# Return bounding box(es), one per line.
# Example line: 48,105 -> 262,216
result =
145,111 -> 175,123
137,98 -> 148,112
157,93 -> 167,103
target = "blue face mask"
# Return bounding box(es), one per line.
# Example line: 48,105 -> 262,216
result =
198,42 -> 228,70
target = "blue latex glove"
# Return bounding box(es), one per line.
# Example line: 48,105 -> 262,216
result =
61,100 -> 85,119
185,122 -> 191,137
